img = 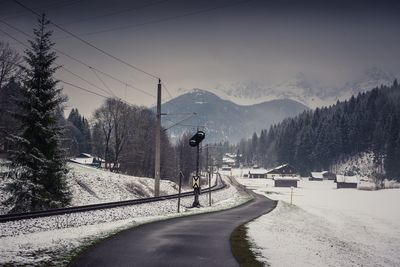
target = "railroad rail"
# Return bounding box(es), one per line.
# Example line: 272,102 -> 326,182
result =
0,173 -> 225,223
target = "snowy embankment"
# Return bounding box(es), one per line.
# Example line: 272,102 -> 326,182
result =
0,173 -> 250,266
67,163 -> 183,205
236,174 -> 400,266
0,163 -> 186,214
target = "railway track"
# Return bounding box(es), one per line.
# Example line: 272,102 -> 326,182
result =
0,173 -> 225,223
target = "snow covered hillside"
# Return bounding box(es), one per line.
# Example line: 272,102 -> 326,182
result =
235,173 -> 400,266
0,163 -> 183,215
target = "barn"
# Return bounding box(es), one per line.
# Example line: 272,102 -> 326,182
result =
310,171 -> 336,181
274,176 -> 300,187
335,175 -> 358,189
266,164 -> 299,179
248,169 -> 268,178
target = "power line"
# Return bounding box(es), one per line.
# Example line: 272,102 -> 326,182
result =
60,80 -> 142,109
2,0 -> 88,20
12,0 -> 160,80
60,66 -> 114,97
88,66 -> 155,98
0,19 -> 155,98
60,80 -> 110,99
62,0 -> 171,26
163,113 -> 197,131
0,26 -> 119,98
162,82 -> 173,100
75,0 -> 253,37
89,67 -> 116,97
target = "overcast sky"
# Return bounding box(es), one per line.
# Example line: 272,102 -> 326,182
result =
1,0 -> 399,117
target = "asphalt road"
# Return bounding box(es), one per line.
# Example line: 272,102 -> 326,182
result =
70,188 -> 276,267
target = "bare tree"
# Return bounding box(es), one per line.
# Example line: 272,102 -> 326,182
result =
92,99 -> 115,169
111,99 -> 131,171
0,42 -> 22,90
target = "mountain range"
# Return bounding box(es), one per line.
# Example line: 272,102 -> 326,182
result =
159,89 -> 308,143
160,67 -> 396,143
210,67 -> 396,108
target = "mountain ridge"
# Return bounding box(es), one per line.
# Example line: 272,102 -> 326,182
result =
159,89 -> 309,143
175,67 -> 396,109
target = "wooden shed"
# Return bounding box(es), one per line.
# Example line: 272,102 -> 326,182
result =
248,169 -> 268,178
274,177 -> 299,187
335,175 -> 358,189
310,171 -> 336,181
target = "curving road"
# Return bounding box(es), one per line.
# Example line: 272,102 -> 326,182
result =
70,185 -> 276,267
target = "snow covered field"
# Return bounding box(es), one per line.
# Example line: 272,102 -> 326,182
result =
235,173 -> 400,266
0,174 -> 249,266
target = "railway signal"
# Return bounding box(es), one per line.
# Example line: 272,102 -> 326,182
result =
189,131 -> 205,147
189,130 -> 205,207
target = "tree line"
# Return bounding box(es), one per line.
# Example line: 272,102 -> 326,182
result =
238,81 -> 400,180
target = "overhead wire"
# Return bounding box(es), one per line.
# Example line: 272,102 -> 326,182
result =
1,0 -> 88,20
60,66 -> 114,97
0,18 -> 155,98
163,113 -> 197,131
73,0 -> 253,37
161,82 -> 173,101
62,0 -> 171,26
12,0 -> 161,80
89,67 -> 116,97
59,80 -> 110,99
0,26 -> 116,98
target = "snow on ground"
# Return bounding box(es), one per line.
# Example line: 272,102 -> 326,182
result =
236,173 -> 400,267
0,163 -> 194,214
0,174 -> 250,266
67,163 -> 185,205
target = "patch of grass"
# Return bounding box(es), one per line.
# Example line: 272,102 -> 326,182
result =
230,224 -> 265,267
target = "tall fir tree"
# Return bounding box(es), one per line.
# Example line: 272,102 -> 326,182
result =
4,14 -> 71,212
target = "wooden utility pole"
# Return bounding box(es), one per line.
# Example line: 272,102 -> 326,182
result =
154,79 -> 161,197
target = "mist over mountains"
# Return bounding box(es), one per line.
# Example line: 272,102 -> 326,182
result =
161,68 -> 397,144
211,67 -> 396,109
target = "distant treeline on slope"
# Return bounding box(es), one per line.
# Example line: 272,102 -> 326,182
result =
238,80 -> 400,179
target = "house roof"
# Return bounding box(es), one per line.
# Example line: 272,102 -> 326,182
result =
222,157 -> 236,163
70,157 -> 94,164
273,176 -> 300,181
336,175 -> 359,184
249,169 -> 268,175
310,172 -> 326,178
266,164 -> 297,174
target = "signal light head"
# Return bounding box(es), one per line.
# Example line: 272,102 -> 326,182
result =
189,131 -> 205,147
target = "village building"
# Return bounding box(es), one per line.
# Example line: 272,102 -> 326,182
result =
221,165 -> 232,171
248,168 -> 268,178
266,164 -> 299,179
310,171 -> 336,181
70,153 -> 97,165
335,175 -> 358,189
222,153 -> 237,168
69,153 -> 119,170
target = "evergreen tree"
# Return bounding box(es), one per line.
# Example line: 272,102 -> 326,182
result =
67,108 -> 92,153
4,14 -> 71,212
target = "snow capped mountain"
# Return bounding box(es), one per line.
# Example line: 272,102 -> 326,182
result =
212,67 -> 396,108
